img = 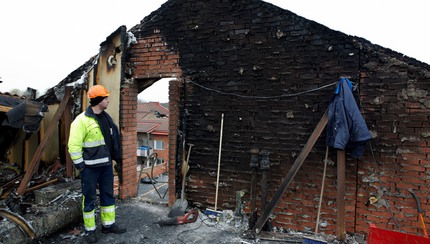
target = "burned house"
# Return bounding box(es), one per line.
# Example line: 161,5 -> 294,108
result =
119,0 -> 430,238
2,0 -> 430,241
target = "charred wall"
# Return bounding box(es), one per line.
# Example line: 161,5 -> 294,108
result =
126,0 -> 430,235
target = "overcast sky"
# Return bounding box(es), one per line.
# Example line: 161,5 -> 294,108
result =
1,1 -> 429,102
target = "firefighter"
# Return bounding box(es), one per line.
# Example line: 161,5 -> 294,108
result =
68,84 -> 126,243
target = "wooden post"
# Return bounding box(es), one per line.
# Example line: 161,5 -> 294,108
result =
64,93 -> 73,178
336,150 -> 346,241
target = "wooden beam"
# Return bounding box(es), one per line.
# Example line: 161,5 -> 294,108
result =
0,105 -> 12,112
252,110 -> 328,233
23,178 -> 58,194
63,95 -> 73,178
16,87 -> 72,196
336,150 -> 346,240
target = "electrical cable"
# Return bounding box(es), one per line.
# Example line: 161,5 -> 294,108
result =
176,219 -> 203,244
176,210 -> 221,244
188,80 -> 339,99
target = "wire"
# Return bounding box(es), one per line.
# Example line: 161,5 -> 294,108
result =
188,80 -> 339,99
176,210 -> 219,244
176,220 -> 203,244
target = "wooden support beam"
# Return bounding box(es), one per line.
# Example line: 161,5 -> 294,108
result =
63,94 -> 73,178
336,150 -> 346,241
16,87 -> 72,196
0,105 -> 13,112
252,110 -> 328,234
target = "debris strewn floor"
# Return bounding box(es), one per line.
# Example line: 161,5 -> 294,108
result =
36,174 -> 268,244
40,199 -> 247,244
39,177 -> 255,244
3,173 -> 366,243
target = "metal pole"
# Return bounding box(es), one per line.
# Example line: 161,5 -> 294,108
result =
214,113 -> 224,211
315,146 -> 329,234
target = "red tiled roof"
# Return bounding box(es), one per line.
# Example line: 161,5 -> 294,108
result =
137,122 -> 160,133
137,102 -> 169,134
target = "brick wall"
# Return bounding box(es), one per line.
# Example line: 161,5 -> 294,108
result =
118,82 -> 138,199
354,47 -> 430,235
123,0 -> 430,236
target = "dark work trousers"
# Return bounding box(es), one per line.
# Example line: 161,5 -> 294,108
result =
81,165 -> 115,212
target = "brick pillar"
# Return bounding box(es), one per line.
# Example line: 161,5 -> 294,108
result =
119,82 -> 138,199
168,78 -> 181,206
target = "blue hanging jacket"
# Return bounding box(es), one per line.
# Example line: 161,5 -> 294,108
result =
326,78 -> 372,158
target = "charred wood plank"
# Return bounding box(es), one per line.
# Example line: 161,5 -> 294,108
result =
0,105 -> 12,112
23,178 -> 58,194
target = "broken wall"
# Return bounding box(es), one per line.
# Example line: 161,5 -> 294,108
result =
4,104 -> 57,171
124,0 -> 430,236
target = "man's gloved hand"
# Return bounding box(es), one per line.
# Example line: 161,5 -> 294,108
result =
114,161 -> 123,183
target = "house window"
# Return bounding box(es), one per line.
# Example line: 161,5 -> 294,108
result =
154,140 -> 164,150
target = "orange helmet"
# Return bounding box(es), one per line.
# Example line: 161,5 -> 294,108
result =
88,85 -> 110,99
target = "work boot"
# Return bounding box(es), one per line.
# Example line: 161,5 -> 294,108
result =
102,223 -> 127,234
84,231 -> 98,243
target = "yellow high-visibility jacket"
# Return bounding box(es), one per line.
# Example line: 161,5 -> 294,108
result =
68,106 -> 121,170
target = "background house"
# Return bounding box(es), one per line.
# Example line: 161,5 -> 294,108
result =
136,101 -> 169,167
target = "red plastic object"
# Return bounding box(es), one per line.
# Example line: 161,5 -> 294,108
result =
367,223 -> 430,244
176,209 -> 198,225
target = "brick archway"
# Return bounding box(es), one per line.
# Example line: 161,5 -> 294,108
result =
118,33 -> 182,206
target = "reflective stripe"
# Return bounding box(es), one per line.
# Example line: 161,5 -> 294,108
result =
101,206 -> 115,213
69,151 -> 82,157
83,139 -> 105,148
101,205 -> 115,226
83,212 -> 95,218
103,220 -> 115,226
73,157 -> 84,164
85,157 -> 110,165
